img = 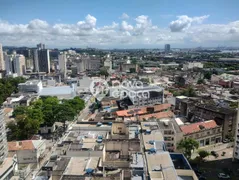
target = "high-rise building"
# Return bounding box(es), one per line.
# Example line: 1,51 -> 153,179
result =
58,53 -> 67,78
5,54 -> 26,76
38,49 -> 50,73
165,44 -> 171,53
37,43 -> 45,50
0,109 -> 8,163
13,55 -> 25,76
33,49 -> 39,72
0,43 -> 5,70
233,103 -> 239,161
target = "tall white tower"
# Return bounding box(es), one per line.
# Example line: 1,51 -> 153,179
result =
0,43 -> 5,70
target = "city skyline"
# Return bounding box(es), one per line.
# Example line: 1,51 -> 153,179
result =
0,0 -> 239,48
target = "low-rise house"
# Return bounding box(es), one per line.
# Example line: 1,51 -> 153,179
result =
8,140 -> 46,164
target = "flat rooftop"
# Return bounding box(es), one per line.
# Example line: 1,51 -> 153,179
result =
39,86 -> 75,96
146,151 -> 178,180
122,85 -> 163,92
63,157 -> 99,176
142,130 -> 164,150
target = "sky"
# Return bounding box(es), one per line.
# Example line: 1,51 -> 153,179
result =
0,0 -> 239,48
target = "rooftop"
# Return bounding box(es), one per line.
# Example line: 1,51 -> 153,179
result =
39,85 -> 75,96
138,111 -> 174,121
180,120 -> 218,135
116,103 -> 171,117
196,104 -> 236,115
63,157 -> 99,176
8,140 -> 45,151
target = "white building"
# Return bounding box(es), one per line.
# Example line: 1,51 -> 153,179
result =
183,62 -> 203,71
8,140 -> 46,164
0,43 -> 4,70
0,109 -> 17,180
4,54 -> 26,76
58,53 -> 67,78
14,55 -> 25,76
18,80 -> 43,93
104,54 -> 112,71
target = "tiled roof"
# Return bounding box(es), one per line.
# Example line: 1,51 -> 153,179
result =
8,140 -> 35,151
116,104 -> 171,117
138,111 -> 174,121
180,120 -> 218,135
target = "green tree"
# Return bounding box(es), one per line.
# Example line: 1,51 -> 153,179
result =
99,68 -> 109,77
204,72 -> 212,80
12,106 -> 28,117
177,138 -> 199,159
229,102 -> 238,109
55,103 -> 76,132
197,79 -> 204,84
198,150 -> 210,159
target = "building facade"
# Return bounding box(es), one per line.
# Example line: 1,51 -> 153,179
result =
165,44 -> 170,53
180,120 -> 222,147
58,53 -> 67,78
0,43 -> 4,70
13,55 -> 25,76
0,109 -> 8,163
38,49 -> 50,73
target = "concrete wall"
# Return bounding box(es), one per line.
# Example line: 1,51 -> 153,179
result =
17,149 -> 37,164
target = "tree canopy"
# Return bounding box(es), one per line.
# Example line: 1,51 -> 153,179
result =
0,77 -> 26,104
177,138 -> 199,159
7,96 -> 85,141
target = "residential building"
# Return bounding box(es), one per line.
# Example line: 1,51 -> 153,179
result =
37,43 -> 45,50
120,60 -> 139,73
8,140 -> 46,164
58,53 -> 67,78
13,55 -> 25,76
33,48 -> 39,72
183,62 -> 203,71
165,44 -> 171,53
193,104 -> 237,139
233,104 -> 239,161
180,120 -> 222,147
104,54 -> 112,71
0,109 -> 17,180
0,109 -> 8,163
0,43 -> 4,70
38,49 -> 50,73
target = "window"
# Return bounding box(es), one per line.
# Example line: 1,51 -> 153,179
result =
207,131 -> 210,135
217,129 -> 220,133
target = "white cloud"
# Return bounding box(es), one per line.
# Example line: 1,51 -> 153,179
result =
121,21 -> 134,31
0,14 -> 238,48
169,15 -> 209,32
120,13 -> 129,20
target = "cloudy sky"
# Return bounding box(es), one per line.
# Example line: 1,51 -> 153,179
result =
0,0 -> 239,48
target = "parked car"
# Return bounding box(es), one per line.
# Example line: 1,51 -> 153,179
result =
218,173 -> 230,179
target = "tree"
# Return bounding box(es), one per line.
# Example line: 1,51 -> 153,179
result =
198,150 -> 210,159
99,68 -> 109,77
7,115 -> 40,140
12,106 -> 28,117
177,138 -> 199,159
204,72 -> 212,80
197,79 -> 204,84
55,103 -> 76,132
229,102 -> 238,109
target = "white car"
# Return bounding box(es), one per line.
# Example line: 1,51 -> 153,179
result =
218,173 -> 230,179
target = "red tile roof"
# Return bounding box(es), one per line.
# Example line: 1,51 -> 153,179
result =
180,120 -> 218,135
8,140 -> 35,151
116,104 -> 171,117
